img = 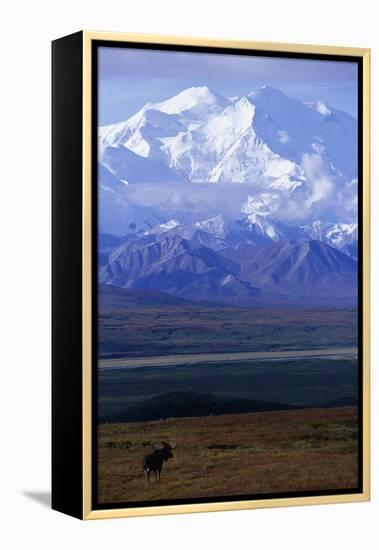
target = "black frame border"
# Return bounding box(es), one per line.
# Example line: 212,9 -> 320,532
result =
52,31 -> 84,519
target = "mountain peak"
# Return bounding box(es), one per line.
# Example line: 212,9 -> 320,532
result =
147,219 -> 180,235
248,85 -> 287,101
245,213 -> 283,240
195,214 -> 232,234
185,85 -> 214,96
153,86 -> 228,115
234,96 -> 255,110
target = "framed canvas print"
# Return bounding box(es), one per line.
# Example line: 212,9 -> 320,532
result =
52,31 -> 370,520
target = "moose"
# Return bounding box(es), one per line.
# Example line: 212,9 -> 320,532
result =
143,441 -> 175,482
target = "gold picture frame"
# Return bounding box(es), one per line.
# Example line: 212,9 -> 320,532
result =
52,31 -> 370,520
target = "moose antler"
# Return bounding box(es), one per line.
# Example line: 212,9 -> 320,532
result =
153,441 -> 177,450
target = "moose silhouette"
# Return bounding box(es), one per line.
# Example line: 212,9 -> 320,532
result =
143,441 -> 176,482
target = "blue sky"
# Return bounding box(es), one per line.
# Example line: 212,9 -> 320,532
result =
98,46 -> 359,126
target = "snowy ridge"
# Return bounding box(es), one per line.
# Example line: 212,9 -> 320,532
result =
141,214 -> 357,257
302,220 -> 358,253
98,85 -> 358,240
99,84 -> 357,186
153,86 -> 229,115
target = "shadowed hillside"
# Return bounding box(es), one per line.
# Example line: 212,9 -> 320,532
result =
102,391 -> 298,423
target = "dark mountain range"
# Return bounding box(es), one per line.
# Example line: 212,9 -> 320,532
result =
342,241 -> 358,260
98,233 -> 125,266
233,240 -> 357,286
101,391 -> 298,423
99,223 -> 357,307
99,283 -> 210,310
99,233 -> 261,304
237,240 -> 357,306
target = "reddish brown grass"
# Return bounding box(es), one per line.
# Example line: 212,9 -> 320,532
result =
97,407 -> 358,504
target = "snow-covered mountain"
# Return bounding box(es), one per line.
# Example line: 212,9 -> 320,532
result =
301,220 -> 358,257
98,84 -> 358,240
97,84 -> 358,307
99,84 -> 357,186
243,213 -> 307,243
145,215 -> 248,250
141,214 -> 357,257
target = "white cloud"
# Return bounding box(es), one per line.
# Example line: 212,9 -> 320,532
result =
305,176 -> 334,208
278,130 -> 290,144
